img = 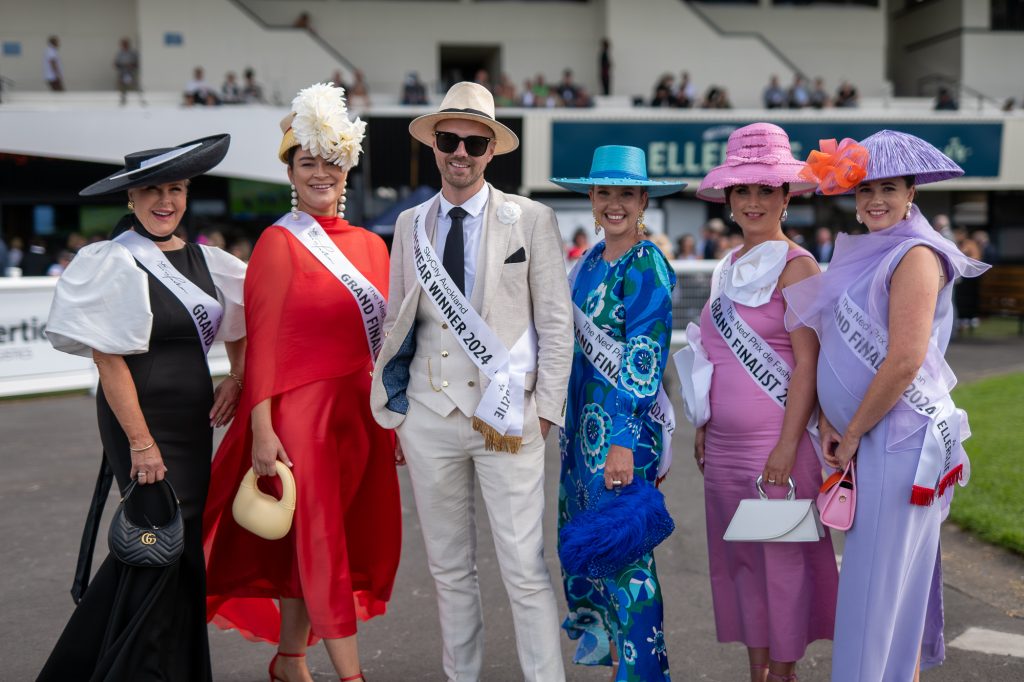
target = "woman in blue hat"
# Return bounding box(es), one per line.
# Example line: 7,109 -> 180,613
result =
551,145 -> 683,682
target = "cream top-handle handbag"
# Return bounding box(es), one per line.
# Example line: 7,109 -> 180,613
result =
723,476 -> 824,543
232,461 -> 296,540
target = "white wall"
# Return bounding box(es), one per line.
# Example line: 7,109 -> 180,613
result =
137,0 -> 355,103
962,34 -> 1024,103
0,0 -> 137,91
696,0 -> 887,101
242,0 -> 605,99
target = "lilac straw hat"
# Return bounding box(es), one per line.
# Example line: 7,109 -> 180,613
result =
696,122 -> 817,203
852,129 -> 963,187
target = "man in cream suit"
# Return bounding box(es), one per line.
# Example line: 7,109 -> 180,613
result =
370,82 -> 572,681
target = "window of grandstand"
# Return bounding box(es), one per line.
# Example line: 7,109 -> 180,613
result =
992,0 -> 1024,30
771,0 -> 878,5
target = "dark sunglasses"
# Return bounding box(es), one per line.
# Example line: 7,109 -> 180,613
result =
434,131 -> 492,157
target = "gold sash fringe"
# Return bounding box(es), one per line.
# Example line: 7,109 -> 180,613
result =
472,417 -> 522,454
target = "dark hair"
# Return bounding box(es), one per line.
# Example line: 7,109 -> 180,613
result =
286,145 -> 299,168
903,175 -> 915,188
724,182 -> 790,203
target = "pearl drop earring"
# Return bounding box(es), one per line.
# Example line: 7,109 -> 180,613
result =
290,184 -> 299,220
729,211 -> 735,222
338,186 -> 347,219
855,212 -> 863,224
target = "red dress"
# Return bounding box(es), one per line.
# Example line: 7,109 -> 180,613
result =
204,216 -> 401,642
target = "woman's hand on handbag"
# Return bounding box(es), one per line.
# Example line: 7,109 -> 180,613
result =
604,445 -> 634,489
761,442 -> 796,487
251,428 -> 291,476
130,442 -> 167,485
694,425 -> 706,475
829,434 -> 860,469
819,413 -> 843,468
209,376 -> 242,427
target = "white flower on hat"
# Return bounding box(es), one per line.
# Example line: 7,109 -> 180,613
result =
290,82 -> 366,171
497,201 -> 522,225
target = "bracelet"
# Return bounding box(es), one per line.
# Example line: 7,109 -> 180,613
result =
228,371 -> 243,389
129,441 -> 155,452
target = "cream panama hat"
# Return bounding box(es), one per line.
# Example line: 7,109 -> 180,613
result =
409,81 -> 519,155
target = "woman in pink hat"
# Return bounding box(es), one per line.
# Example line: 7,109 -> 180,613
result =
788,131 -> 989,681
678,122 -> 839,681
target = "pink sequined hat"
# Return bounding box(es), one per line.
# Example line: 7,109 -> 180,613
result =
696,122 -> 817,203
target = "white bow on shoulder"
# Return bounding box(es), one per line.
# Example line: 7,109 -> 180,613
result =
724,240 -> 789,307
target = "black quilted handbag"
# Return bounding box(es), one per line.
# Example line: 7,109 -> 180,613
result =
108,478 -> 184,568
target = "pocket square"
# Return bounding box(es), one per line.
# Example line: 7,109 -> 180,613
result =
504,247 -> 527,264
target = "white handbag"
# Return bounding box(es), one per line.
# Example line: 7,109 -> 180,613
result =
723,476 -> 824,543
232,461 -> 297,541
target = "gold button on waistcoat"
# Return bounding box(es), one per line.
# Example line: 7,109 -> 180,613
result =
441,323 -> 449,329
441,350 -> 449,358
467,380 -> 475,387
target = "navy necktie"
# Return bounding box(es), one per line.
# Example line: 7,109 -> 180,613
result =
444,206 -> 468,294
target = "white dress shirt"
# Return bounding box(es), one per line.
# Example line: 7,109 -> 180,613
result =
436,183 -> 489,302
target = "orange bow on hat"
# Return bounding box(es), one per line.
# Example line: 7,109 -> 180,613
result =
800,138 -> 869,195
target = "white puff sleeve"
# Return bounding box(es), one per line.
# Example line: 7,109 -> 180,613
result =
672,322 -> 713,428
199,245 -> 247,342
45,241 -> 152,357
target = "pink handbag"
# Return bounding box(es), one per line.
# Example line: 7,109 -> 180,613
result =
816,461 -> 856,531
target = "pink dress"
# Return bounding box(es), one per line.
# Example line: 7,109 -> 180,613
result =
698,246 -> 838,661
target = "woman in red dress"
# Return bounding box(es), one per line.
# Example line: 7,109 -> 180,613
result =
204,83 -> 401,682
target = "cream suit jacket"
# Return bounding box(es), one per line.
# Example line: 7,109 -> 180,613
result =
370,184 -> 573,430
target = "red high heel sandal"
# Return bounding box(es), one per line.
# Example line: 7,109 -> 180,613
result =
268,651 -> 305,682
340,674 -> 366,682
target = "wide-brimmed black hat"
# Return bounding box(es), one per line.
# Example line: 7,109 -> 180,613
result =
79,134 -> 231,196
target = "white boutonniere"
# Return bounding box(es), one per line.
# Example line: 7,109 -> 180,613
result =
497,201 -> 522,225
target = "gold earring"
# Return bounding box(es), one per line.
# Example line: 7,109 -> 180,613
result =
636,210 -> 647,236
593,211 -> 602,235
127,200 -> 135,211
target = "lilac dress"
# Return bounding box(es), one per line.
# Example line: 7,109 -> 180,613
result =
784,208 -> 988,681
699,246 -> 839,662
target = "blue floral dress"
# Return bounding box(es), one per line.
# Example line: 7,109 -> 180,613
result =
559,240 -> 675,682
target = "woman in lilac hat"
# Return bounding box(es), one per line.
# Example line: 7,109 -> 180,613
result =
788,131 -> 988,681
679,122 -> 839,682
552,145 -> 684,682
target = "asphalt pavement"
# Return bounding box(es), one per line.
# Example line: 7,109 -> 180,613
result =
4,335 -> 1024,681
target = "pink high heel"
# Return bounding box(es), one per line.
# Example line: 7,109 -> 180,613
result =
268,651 -> 305,682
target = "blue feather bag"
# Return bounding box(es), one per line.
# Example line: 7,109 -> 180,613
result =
558,479 -> 675,578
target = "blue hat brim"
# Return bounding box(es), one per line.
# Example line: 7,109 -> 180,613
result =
551,176 -> 687,198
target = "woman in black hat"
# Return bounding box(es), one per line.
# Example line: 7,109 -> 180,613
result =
37,134 -> 247,681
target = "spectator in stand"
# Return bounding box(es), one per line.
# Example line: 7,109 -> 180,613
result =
113,38 -> 141,105
566,228 -> 589,262
676,71 -> 697,108
328,69 -> 348,91
676,233 -> 698,261
972,229 -> 996,263
652,73 -> 675,106
47,250 -> 74,277
8,237 -> 24,269
242,68 -> 265,103
556,69 -> 578,105
494,73 -> 517,107
221,72 -> 243,104
786,227 -> 807,248
520,78 -> 536,107
1002,98 -> 1015,112
813,227 -> 834,263
349,69 -> 370,108
702,85 -> 732,109
834,80 -> 859,108
764,75 -> 786,109
651,232 -> 675,260
932,213 -> 954,241
698,218 -> 725,259
809,77 -> 829,109
953,226 -> 983,332
599,38 -> 612,96
43,36 -> 64,91
66,232 -> 87,254
788,75 -> 810,109
293,11 -> 314,32
474,68 -> 492,92
532,73 -> 553,106
934,87 -> 959,111
227,237 -> 253,263
401,71 -> 428,105
20,238 -> 53,276
183,67 -> 218,106
197,229 -> 227,250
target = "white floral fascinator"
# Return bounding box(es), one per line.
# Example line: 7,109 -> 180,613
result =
277,82 -> 367,170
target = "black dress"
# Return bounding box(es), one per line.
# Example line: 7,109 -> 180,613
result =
39,244 -> 217,682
